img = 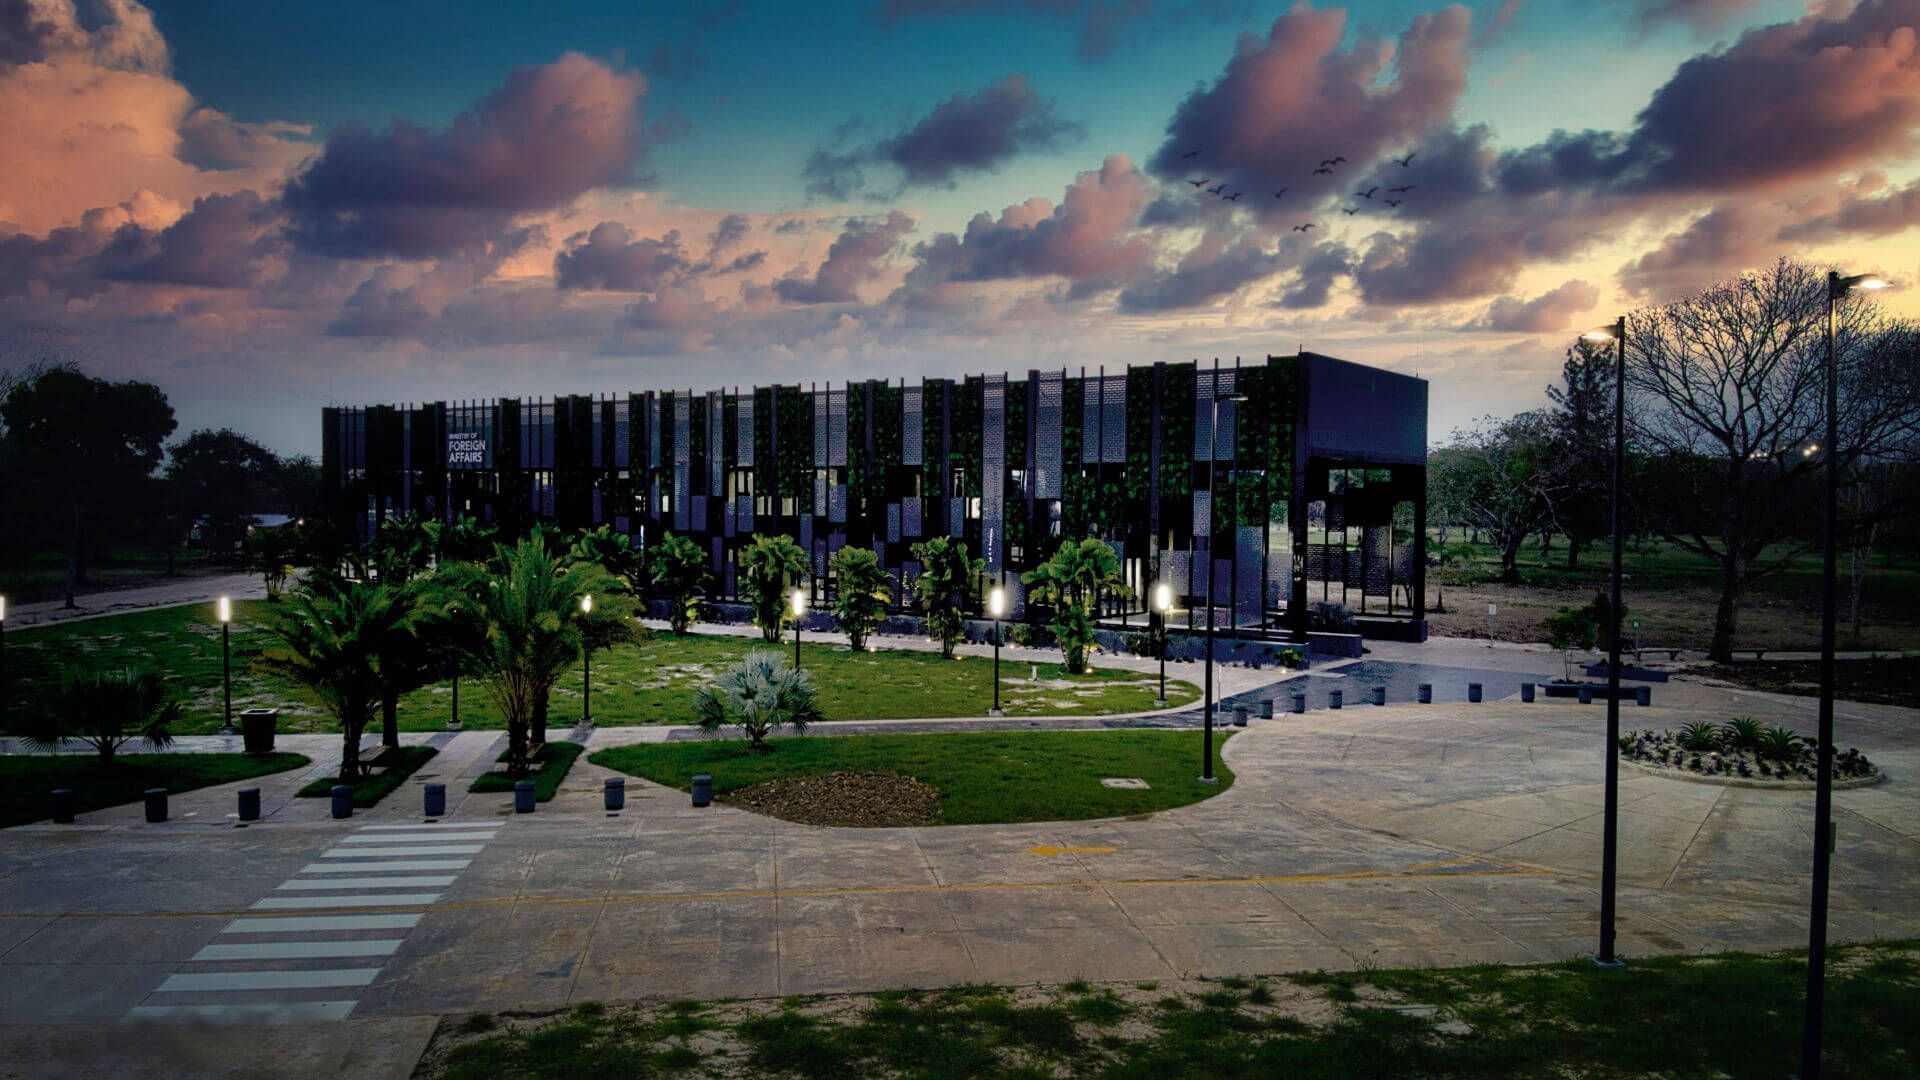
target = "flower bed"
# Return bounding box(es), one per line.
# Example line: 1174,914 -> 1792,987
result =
1618,719 -> 1880,786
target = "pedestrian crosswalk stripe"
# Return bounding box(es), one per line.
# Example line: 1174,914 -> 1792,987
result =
274,875 -> 457,890
192,940 -> 403,962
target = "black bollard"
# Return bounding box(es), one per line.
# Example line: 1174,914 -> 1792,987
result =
144,788 -> 168,824
1232,705 -> 1249,728
1468,683 -> 1484,703
514,780 -> 536,814
1635,685 -> 1651,707
1290,692 -> 1306,714
51,788 -> 76,824
1329,689 -> 1343,710
1520,682 -> 1536,703
1260,699 -> 1274,720
423,783 -> 446,817
237,787 -> 261,822
1578,686 -> 1594,705
604,777 -> 626,811
1371,686 -> 1387,706
1417,683 -> 1433,704
330,785 -> 353,819
691,774 -> 713,808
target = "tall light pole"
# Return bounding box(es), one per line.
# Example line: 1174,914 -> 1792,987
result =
1804,269 -> 1885,1079
790,587 -> 807,671
579,593 -> 594,725
1200,387 -> 1249,785
217,596 -> 234,735
1581,316 -> 1629,970
987,583 -> 1006,716
1153,582 -> 1172,708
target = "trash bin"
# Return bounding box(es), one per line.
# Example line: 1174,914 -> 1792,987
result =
240,708 -> 279,755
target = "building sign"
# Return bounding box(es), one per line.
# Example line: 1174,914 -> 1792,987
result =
447,431 -> 489,469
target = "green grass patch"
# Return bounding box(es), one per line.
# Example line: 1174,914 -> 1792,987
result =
295,745 -> 437,807
7,610 -> 1199,735
469,741 -> 585,801
590,730 -> 1232,825
0,752 -> 310,828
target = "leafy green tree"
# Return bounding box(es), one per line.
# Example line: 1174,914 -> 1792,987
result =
0,366 -> 176,607
363,513 -> 435,584
569,525 -> 643,593
257,575 -> 428,781
166,428 -> 280,552
738,533 -> 809,642
1429,413 -> 1563,583
828,545 -> 893,650
693,650 -> 821,751
244,525 -> 297,600
1544,341 -> 1616,570
646,532 -> 708,633
911,536 -> 982,659
444,535 -> 623,772
17,667 -> 180,765
1022,538 -> 1129,673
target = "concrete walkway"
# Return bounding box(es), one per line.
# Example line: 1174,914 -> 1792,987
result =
4,571 -> 266,629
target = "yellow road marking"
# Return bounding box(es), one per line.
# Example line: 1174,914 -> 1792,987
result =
0,859 -> 1551,922
1025,844 -> 1118,856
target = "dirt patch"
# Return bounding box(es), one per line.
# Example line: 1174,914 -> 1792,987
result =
1700,658 -> 1920,708
723,769 -> 942,827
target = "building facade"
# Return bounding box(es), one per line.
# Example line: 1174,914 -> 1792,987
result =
323,352 -> 1428,639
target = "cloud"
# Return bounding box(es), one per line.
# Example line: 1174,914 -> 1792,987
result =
1147,4 -> 1472,217
1778,176 -> 1920,244
95,189 -> 283,288
873,0 -> 1156,63
0,0 -> 168,73
554,222 -> 693,292
1117,229 -> 1289,312
1275,243 -> 1351,309
879,74 -> 1079,185
284,52 -> 648,258
1472,279 -> 1599,332
774,211 -> 914,303
1630,0 -> 1760,32
803,146 -> 870,201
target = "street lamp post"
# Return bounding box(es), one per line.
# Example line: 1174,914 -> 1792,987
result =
1200,388 -> 1249,785
1153,582 -> 1172,708
791,587 -> 807,671
580,594 -> 593,726
1803,270 -> 1885,1079
217,596 -> 234,735
988,584 -> 1006,716
1581,316 -> 1629,970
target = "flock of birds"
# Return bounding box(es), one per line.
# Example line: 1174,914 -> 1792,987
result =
1179,147 -> 1420,234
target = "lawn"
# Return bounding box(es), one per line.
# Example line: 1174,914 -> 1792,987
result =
589,730 -> 1232,825
420,940 -> 1920,1079
0,752 -> 310,828
3,605 -> 1197,735
295,745 -> 438,807
470,741 -> 586,801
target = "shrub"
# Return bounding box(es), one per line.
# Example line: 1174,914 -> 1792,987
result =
1124,632 -> 1152,657
693,650 -> 822,750
1544,592 -> 1627,651
18,667 -> 180,764
1678,720 -> 1723,752
1756,726 -> 1804,762
1007,622 -> 1038,648
1722,716 -> 1763,751
1308,602 -> 1356,634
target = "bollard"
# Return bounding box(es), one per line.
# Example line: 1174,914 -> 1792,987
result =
237,787 -> 261,822
691,774 -> 713,808
1520,682 -> 1536,703
1371,686 -> 1387,707
1329,689 -> 1343,710
1635,685 -> 1651,707
144,788 -> 168,823
423,783 -> 446,817
514,780 -> 536,814
51,788 -> 76,824
1290,692 -> 1306,714
1233,705 -> 1249,728
1417,683 -> 1433,704
604,777 -> 626,811
1260,699 -> 1274,720
330,785 -> 353,819
1468,683 -> 1484,703
1577,686 -> 1594,705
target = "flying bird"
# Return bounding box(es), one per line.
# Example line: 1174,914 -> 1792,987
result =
1182,149 -> 1201,159
1208,184 -> 1226,195
1224,192 -> 1242,201
1293,223 -> 1316,232
1385,199 -> 1402,208
1356,187 -> 1378,199
1342,207 -> 1360,215
1313,167 -> 1332,175
1388,184 -> 1416,194
1187,178 -> 1208,187
1393,152 -> 1417,167
1272,187 -> 1288,198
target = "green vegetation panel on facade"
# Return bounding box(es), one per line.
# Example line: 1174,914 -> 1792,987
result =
591,730 -> 1233,825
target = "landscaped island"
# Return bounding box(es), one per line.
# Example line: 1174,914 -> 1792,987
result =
1619,720 -> 1880,786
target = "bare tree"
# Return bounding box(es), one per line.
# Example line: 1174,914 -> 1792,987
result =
1627,259 -> 1920,660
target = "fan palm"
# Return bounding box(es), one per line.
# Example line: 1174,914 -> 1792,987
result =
18,667 -> 180,765
693,649 -> 821,750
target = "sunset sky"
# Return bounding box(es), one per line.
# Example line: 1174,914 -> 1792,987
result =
3,0 -> 1917,455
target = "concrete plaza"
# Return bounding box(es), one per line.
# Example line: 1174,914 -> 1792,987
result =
1,637 -> 1916,1077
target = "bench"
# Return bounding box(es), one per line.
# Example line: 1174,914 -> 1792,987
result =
1724,648 -> 1767,662
1631,647 -> 1684,662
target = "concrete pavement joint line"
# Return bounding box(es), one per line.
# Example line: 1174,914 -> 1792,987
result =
1662,785 -> 1728,891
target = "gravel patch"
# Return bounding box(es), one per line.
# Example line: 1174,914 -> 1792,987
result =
723,769 -> 942,827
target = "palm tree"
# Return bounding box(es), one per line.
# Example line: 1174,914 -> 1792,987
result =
828,545 -> 893,650
445,534 -> 624,773
738,533 -> 809,642
693,650 -> 821,751
911,537 -> 983,659
425,514 -> 498,565
257,575 -> 426,781
646,532 -> 708,634
569,525 -> 643,594
1022,538 -> 1130,674
18,667 -> 180,765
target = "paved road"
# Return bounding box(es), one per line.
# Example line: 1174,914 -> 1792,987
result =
5,571 -> 266,629
2,641 -> 1915,1077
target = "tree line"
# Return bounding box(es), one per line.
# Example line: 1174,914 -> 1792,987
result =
1430,259 -> 1920,660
